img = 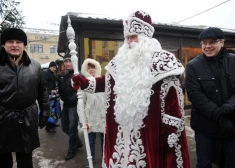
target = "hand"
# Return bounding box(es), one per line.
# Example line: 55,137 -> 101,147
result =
219,118 -> 235,139
38,116 -> 49,129
214,104 -> 234,121
51,90 -> 56,95
72,75 -> 88,90
220,104 -> 234,117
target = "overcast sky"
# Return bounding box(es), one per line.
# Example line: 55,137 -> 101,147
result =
18,0 -> 235,31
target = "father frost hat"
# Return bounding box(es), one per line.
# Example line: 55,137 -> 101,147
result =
123,10 -> 154,38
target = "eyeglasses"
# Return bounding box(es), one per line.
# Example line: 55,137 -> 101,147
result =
200,39 -> 221,46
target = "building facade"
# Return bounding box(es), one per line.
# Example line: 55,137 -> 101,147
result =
24,28 -> 61,65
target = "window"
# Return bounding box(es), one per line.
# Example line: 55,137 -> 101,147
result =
182,47 -> 202,106
50,46 -> 57,53
30,44 -> 43,53
84,38 -> 123,75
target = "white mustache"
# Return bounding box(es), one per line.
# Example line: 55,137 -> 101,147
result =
129,42 -> 138,49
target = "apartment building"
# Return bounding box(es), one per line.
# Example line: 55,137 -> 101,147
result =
23,28 -> 61,65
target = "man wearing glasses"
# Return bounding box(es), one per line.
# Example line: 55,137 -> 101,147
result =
186,27 -> 235,168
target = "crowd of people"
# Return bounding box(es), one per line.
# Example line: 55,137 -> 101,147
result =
0,9 -> 235,168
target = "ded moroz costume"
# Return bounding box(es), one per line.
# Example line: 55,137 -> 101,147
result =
72,10 -> 190,168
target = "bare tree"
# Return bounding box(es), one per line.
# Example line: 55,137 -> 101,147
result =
0,0 -> 25,31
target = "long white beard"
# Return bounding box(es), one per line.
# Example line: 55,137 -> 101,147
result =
113,36 -> 161,132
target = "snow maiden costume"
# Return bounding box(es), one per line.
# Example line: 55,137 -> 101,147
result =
80,58 -> 106,161
72,10 -> 190,168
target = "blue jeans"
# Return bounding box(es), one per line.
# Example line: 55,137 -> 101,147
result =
195,133 -> 235,168
88,132 -> 104,161
61,106 -> 79,153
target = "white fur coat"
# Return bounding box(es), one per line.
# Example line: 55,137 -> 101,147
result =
79,58 -> 106,133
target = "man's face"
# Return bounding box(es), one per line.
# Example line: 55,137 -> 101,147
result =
87,64 -> 96,76
63,60 -> 73,70
200,39 -> 224,57
127,35 -> 138,48
49,66 -> 57,73
3,40 -> 25,57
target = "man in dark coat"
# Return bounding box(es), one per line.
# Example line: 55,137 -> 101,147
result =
43,61 -> 57,94
186,27 -> 235,168
58,54 -> 83,160
42,61 -> 58,133
0,28 -> 50,168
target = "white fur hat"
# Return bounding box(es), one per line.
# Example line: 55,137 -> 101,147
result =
81,58 -> 102,77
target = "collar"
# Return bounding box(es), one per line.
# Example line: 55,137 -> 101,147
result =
64,69 -> 74,75
0,47 -> 31,66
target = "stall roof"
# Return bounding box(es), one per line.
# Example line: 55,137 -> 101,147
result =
65,12 -> 235,32
58,12 -> 235,53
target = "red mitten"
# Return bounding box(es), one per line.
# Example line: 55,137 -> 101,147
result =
73,81 -> 81,91
72,75 -> 89,90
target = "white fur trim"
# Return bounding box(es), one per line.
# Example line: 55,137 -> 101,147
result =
81,58 -> 102,77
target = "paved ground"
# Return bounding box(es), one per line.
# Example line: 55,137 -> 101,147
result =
11,109 -> 216,168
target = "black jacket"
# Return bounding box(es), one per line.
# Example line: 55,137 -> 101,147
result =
42,68 -> 57,93
0,47 -> 50,153
186,48 -> 235,137
58,70 -> 78,108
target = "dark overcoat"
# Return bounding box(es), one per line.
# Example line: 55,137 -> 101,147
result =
0,47 -> 49,153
